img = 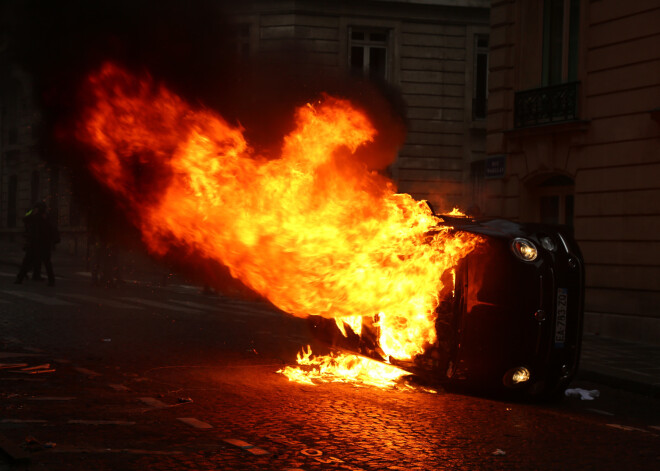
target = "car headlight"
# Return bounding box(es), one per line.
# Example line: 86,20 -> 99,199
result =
511,238 -> 538,262
503,366 -> 531,388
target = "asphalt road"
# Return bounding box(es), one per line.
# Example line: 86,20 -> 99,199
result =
0,270 -> 659,470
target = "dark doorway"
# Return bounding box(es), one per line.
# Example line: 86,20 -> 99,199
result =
536,174 -> 574,226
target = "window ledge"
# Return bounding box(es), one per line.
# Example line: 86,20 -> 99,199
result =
504,119 -> 590,139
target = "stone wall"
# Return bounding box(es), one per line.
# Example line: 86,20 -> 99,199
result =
486,0 -> 660,344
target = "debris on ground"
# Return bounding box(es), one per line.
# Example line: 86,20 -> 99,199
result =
0,363 -> 28,370
21,435 -> 56,451
24,435 -> 44,451
565,388 -> 600,400
21,364 -> 50,371
492,449 -> 506,456
10,364 -> 56,374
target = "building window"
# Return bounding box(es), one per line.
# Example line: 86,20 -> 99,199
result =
473,35 -> 489,120
8,175 -> 18,228
349,28 -> 389,81
543,0 -> 580,85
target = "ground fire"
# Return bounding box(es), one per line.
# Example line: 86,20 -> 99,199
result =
76,62 -> 481,388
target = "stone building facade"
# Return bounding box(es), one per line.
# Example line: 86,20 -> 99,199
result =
484,0 -> 660,343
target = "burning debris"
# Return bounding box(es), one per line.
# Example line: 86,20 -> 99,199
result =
277,346 -> 413,390
75,63 -> 481,388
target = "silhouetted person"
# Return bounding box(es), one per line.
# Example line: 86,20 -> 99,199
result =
14,205 -> 39,284
15,202 -> 59,286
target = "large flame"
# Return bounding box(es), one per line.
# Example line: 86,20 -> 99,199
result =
77,63 -> 481,385
278,345 -> 414,390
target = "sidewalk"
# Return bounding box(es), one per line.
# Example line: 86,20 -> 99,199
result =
0,239 -> 177,287
1,239 -> 659,396
578,334 -> 660,397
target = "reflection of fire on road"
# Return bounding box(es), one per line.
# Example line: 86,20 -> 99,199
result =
76,63 -> 481,388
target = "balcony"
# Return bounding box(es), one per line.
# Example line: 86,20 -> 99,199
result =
514,82 -> 579,128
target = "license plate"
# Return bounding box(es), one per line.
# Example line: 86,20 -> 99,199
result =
555,288 -> 568,347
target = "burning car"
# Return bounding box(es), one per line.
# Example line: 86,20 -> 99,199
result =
75,63 -> 582,399
307,214 -> 585,400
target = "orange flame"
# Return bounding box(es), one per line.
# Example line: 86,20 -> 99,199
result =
277,346 -> 413,389
447,207 -> 467,217
77,63 -> 481,386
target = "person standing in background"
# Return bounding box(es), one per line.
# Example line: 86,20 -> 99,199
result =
14,201 -> 59,286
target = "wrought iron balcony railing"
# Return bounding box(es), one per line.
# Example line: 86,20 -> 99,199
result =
514,82 -> 579,128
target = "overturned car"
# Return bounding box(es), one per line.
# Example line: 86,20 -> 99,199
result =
308,215 -> 585,399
